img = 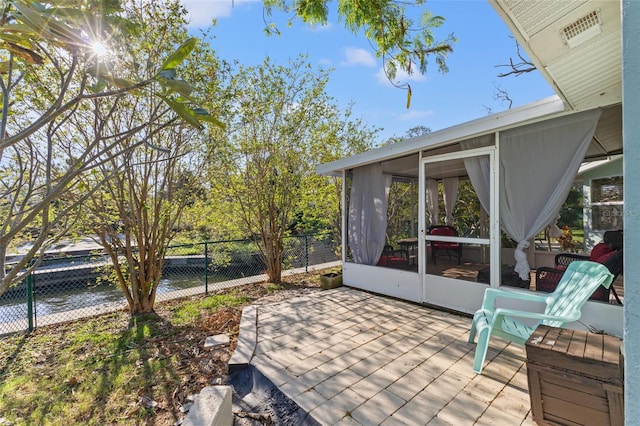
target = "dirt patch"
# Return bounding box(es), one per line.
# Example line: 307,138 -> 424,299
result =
229,365 -> 320,426
152,281 -> 323,425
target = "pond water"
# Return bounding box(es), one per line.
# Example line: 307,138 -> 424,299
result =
0,272 -> 228,328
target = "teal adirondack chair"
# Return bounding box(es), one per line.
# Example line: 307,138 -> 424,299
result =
468,261 -> 614,374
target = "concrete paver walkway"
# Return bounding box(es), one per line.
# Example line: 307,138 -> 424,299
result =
247,287 -> 536,425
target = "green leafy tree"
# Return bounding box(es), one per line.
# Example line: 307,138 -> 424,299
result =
293,105 -> 378,248
209,56 -> 375,282
386,179 -> 418,244
75,0 -> 223,314
558,184 -> 583,229
405,125 -> 432,138
452,180 -> 483,236
264,0 -> 456,104
81,122 -> 207,314
0,1 -> 216,295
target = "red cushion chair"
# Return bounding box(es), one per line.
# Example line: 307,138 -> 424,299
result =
377,244 -> 408,268
428,225 -> 462,265
535,244 -> 623,303
590,242 -> 614,261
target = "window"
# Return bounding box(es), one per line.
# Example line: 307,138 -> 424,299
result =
591,176 -> 623,230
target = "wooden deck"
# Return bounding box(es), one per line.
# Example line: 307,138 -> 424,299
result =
248,287 -> 538,425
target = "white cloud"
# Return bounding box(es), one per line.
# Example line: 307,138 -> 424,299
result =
182,0 -> 258,27
340,47 -> 376,67
397,109 -> 435,121
309,22 -> 333,32
375,64 -> 427,86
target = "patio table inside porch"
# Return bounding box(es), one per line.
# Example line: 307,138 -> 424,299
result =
237,287 -> 537,425
396,237 -> 419,265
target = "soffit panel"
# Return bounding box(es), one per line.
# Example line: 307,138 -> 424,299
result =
502,0 -> 587,39
546,30 -> 622,109
493,0 -> 621,110
424,158 -> 468,180
381,155 -> 419,178
525,1 -> 620,66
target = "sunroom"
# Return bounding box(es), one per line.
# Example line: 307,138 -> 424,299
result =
317,97 -> 623,336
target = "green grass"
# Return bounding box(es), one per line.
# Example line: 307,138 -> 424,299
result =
265,283 -> 284,293
0,269 -> 323,425
170,292 -> 250,326
572,229 -> 585,243
0,291 -> 252,425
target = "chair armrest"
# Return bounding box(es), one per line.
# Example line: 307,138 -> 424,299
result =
481,287 -> 548,310
493,307 -> 580,324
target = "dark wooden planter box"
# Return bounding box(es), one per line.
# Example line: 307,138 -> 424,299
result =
319,272 -> 342,289
525,325 -> 624,426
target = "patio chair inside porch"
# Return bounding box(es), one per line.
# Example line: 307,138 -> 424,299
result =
468,261 -> 614,374
535,230 -> 623,304
377,244 -> 408,268
428,225 -> 462,265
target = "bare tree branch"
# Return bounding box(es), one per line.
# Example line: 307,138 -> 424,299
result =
493,83 -> 513,109
496,38 -> 536,78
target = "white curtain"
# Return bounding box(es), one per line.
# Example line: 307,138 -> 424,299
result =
443,177 -> 459,226
547,215 -> 563,239
348,163 -> 393,265
462,137 -> 492,215
426,179 -> 439,227
463,110 -> 602,279
500,109 -> 602,279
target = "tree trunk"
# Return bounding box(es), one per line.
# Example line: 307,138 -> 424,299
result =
129,293 -> 156,314
264,236 -> 283,283
266,256 -> 282,283
113,248 -> 163,315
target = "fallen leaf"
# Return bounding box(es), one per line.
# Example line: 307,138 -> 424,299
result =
138,396 -> 158,409
65,377 -> 80,386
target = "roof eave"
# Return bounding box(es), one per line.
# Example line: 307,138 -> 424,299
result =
316,95 -> 567,176
487,0 -> 575,109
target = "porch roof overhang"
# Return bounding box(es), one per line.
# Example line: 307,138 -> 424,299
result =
578,153 -> 623,176
318,97 -> 621,179
317,95 -> 566,177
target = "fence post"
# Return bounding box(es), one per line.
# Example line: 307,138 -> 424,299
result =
26,273 -> 34,332
204,241 -> 209,295
305,235 -> 309,273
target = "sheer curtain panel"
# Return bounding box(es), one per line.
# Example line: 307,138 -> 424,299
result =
348,163 -> 393,265
426,179 -> 439,227
500,109 -> 602,279
443,177 -> 459,226
463,110 -> 602,280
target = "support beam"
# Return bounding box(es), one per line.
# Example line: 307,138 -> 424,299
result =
623,0 -> 640,421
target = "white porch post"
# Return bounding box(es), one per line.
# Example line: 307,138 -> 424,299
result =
623,0 -> 640,420
341,169 -> 347,263
418,151 -> 426,292
491,132 -> 500,287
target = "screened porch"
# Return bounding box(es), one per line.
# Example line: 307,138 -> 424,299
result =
320,99 -> 623,337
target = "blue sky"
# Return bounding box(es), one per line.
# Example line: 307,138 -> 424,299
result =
182,0 -> 556,143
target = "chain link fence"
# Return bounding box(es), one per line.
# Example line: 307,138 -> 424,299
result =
0,234 -> 340,336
